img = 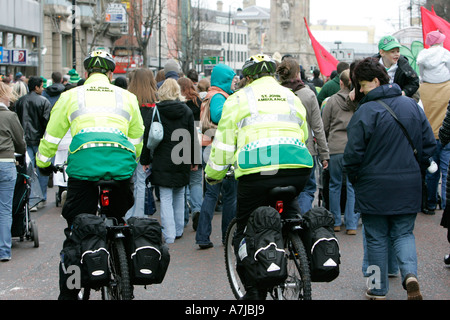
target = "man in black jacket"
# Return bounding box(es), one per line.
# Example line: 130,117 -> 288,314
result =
42,71 -> 65,108
15,76 -> 51,209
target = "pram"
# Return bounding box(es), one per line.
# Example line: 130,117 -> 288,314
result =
11,154 -> 39,248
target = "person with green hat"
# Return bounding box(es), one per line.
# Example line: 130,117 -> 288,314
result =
375,35 -> 419,99
40,76 -> 48,89
67,68 -> 81,84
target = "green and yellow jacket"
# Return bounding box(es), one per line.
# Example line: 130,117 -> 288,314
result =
205,76 -> 313,180
37,73 -> 144,181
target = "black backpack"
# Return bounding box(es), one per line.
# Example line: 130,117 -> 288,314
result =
60,214 -> 110,288
127,217 -> 170,285
301,207 -> 340,282
239,206 -> 287,289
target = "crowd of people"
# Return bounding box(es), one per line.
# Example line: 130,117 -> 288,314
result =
0,30 -> 448,301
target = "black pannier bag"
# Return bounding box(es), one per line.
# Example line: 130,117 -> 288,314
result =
61,213 -> 110,288
301,207 -> 340,282
238,206 -> 287,289
127,217 -> 170,285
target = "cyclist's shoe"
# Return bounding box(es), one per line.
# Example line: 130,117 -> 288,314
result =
241,287 -> 267,300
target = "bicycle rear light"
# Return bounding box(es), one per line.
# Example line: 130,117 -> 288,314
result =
101,190 -> 110,207
275,201 -> 284,213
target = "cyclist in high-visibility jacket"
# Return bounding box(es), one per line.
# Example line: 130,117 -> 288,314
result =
36,50 -> 144,300
205,54 -> 313,300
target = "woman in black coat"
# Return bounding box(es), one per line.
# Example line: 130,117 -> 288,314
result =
141,79 -> 197,243
438,100 -> 450,265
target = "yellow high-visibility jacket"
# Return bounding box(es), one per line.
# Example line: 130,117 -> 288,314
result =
37,73 -> 144,181
205,76 -> 313,180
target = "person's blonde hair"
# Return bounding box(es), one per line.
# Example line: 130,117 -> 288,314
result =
12,81 -> 27,100
128,68 -> 157,106
157,78 -> 185,102
197,78 -> 210,92
0,81 -> 17,104
339,69 -> 351,89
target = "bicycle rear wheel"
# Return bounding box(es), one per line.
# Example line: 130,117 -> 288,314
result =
224,218 -> 245,299
273,231 -> 311,300
103,238 -> 133,300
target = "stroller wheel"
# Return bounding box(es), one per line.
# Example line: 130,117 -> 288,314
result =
30,220 -> 39,248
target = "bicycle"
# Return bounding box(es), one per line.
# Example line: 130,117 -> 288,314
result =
55,164 -> 134,300
224,185 -> 312,300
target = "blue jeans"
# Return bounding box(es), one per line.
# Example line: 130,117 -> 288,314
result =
125,163 -> 147,220
426,139 -> 450,210
362,213 -> 418,296
196,178 -> 237,245
298,156 -> 317,215
159,186 -> 185,243
184,165 -> 204,225
196,146 -> 237,245
329,154 -> 359,229
27,145 -> 49,202
362,225 -> 399,277
0,162 -> 17,259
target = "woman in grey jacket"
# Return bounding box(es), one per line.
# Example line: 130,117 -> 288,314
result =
277,57 -> 329,214
322,70 -> 359,234
0,82 -> 26,261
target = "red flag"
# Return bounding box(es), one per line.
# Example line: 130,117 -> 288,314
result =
421,6 -> 450,50
304,17 -> 338,77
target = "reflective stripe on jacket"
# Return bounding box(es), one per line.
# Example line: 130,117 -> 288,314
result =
37,73 -> 144,180
205,76 -> 313,180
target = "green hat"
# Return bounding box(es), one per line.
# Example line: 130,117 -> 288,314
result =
378,35 -> 401,51
68,69 -> 81,84
41,76 -> 47,88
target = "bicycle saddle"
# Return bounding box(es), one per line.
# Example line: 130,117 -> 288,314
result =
95,180 -> 121,189
268,186 -> 298,203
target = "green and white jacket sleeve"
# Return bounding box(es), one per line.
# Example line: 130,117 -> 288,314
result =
36,93 -> 72,168
205,97 -> 238,181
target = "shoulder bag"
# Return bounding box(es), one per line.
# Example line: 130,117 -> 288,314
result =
147,106 -> 164,153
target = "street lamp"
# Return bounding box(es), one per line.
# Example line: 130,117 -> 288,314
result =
72,0 -> 76,69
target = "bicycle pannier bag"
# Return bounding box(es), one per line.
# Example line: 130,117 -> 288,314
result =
127,217 -> 170,285
147,106 -> 163,153
238,206 -> 287,289
65,214 -> 110,287
301,207 -> 340,282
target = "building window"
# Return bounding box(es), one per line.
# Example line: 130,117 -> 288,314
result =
15,35 -> 23,48
7,33 -> 14,47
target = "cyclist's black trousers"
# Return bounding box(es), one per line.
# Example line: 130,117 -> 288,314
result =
58,177 -> 134,300
233,168 -> 311,289
61,177 -> 134,226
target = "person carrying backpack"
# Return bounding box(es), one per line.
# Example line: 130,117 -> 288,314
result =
205,54 -> 313,299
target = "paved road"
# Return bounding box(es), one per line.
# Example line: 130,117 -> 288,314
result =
1,187 -> 449,301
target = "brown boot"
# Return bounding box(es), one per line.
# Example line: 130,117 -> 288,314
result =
405,275 -> 423,300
